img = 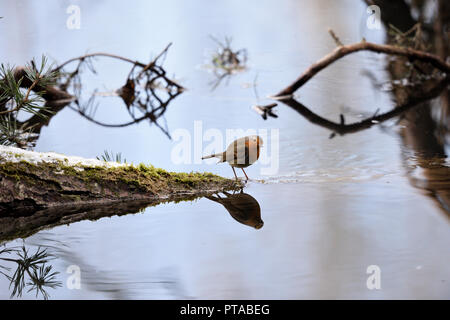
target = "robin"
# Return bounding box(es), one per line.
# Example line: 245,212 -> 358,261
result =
201,135 -> 263,181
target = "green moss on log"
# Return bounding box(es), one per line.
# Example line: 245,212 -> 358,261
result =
0,159 -> 242,211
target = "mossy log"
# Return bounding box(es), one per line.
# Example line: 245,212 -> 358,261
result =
0,146 -> 241,217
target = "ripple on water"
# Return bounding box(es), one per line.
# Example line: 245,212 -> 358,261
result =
257,165 -> 397,184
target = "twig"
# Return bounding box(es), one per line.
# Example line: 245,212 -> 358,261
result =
274,39 -> 450,98
0,74 -> 41,115
137,43 -> 172,79
328,28 -> 343,47
53,47 -> 184,90
54,52 -> 142,72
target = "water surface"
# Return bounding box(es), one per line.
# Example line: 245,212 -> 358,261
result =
0,0 -> 449,299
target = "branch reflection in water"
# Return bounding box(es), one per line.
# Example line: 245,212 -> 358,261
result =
276,86 -> 450,217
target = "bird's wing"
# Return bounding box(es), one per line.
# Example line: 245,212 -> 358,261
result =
225,138 -> 247,163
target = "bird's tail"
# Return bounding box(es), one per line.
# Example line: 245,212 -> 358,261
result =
201,154 -> 216,160
201,152 -> 225,162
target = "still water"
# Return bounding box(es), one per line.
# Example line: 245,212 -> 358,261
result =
0,0 -> 449,299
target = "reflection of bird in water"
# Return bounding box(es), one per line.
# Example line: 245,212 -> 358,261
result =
206,190 -> 263,229
201,135 -> 263,181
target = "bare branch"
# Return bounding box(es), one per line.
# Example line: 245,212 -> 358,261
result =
273,40 -> 450,98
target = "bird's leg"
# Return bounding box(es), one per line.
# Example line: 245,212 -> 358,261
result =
231,167 -> 238,181
241,168 -> 249,181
